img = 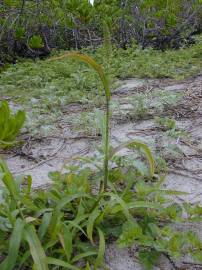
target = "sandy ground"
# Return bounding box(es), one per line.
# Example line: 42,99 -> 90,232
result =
1,73 -> 202,269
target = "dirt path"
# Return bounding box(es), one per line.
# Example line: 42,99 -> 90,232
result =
2,74 -> 202,269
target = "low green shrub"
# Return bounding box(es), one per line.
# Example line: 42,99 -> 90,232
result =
0,100 -> 25,148
155,116 -> 189,139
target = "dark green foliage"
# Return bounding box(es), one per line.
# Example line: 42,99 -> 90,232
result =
28,35 -> 44,49
127,0 -> 202,49
139,250 -> 160,270
0,0 -> 201,62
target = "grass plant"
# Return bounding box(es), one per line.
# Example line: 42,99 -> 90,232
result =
1,53 -> 202,270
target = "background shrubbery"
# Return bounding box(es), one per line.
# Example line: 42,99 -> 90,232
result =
0,0 -> 202,64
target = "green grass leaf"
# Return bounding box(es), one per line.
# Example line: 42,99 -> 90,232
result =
87,208 -> 100,244
104,192 -> 131,219
94,228 -> 105,269
38,212 -> 52,240
0,159 -> 19,198
47,257 -> 80,270
0,218 -> 24,270
56,193 -> 92,211
111,201 -> 162,214
59,224 -> 73,261
71,251 -> 97,263
111,140 -> 155,177
24,225 -> 49,270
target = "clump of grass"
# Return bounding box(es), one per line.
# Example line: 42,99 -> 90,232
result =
69,109 -> 104,137
155,116 -> 189,139
111,90 -> 183,121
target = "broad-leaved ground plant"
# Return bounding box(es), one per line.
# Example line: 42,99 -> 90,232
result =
0,100 -> 25,148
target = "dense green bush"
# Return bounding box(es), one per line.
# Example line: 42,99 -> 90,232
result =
126,0 -> 202,49
0,0 -> 201,63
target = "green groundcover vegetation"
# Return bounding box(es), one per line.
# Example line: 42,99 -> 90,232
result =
1,36 -> 202,104
0,51 -> 202,270
0,1 -> 202,269
1,36 -> 202,135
